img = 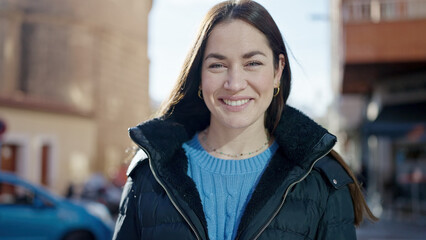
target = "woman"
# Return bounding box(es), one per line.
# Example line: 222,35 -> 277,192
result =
113,1 -> 376,239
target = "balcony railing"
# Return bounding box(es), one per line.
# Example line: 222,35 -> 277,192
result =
343,0 -> 426,23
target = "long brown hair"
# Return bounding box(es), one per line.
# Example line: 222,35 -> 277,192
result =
156,0 -> 377,226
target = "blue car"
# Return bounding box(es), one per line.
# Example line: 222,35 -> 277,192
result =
0,171 -> 114,240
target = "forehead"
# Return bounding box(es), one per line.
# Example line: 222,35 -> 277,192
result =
204,19 -> 271,56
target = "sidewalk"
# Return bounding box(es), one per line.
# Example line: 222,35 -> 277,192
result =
356,216 -> 426,240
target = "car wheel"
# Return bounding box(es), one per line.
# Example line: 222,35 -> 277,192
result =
62,230 -> 95,240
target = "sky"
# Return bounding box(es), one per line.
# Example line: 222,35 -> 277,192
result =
148,0 -> 331,117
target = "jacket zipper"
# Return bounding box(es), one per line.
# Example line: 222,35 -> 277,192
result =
250,148 -> 333,240
136,144 -> 202,240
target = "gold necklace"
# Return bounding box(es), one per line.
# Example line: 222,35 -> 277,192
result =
200,130 -> 270,158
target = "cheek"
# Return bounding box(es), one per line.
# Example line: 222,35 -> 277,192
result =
253,73 -> 275,92
201,75 -> 220,112
200,69 -> 210,89
201,73 -> 222,95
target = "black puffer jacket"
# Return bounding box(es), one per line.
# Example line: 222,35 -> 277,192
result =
113,106 -> 356,240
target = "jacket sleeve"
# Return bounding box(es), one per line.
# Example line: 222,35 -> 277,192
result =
112,176 -> 141,240
315,155 -> 357,239
316,185 -> 356,240
113,150 -> 147,240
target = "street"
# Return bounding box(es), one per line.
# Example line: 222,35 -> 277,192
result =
357,216 -> 426,240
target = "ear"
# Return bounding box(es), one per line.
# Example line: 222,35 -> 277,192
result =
274,54 -> 285,87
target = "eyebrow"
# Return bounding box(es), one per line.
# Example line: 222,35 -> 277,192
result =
204,53 -> 226,60
242,50 -> 266,59
204,50 -> 266,61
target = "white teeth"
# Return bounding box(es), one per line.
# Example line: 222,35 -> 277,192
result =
223,99 -> 249,106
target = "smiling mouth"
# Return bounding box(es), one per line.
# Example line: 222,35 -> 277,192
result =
223,99 -> 250,106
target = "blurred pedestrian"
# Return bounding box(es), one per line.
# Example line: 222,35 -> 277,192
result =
65,183 -> 75,199
113,1 -> 377,239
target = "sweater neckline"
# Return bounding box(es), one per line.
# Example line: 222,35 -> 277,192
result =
183,133 -> 278,175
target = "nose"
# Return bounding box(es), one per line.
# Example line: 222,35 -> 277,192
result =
224,67 -> 247,92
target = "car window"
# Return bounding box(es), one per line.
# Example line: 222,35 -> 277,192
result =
0,182 -> 34,205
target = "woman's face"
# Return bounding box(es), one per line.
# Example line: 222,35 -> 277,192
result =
201,19 -> 284,131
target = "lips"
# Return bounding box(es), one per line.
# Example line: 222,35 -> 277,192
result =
223,99 -> 250,106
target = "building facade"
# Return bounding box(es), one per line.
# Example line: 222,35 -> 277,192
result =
331,0 -> 426,217
0,0 -> 152,194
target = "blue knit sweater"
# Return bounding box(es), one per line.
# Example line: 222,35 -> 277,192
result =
183,133 -> 278,240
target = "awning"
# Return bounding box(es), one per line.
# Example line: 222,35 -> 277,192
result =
363,102 -> 426,140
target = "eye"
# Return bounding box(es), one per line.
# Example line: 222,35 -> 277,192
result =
209,63 -> 225,69
246,61 -> 262,67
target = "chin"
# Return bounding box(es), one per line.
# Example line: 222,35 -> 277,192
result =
220,118 -> 258,130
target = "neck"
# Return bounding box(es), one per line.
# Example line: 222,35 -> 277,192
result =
200,121 -> 271,160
